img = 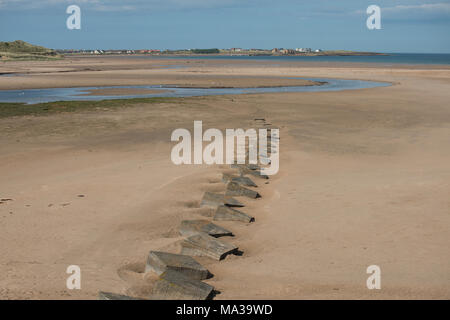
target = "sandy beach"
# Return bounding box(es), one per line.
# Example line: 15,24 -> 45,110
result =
0,56 -> 449,299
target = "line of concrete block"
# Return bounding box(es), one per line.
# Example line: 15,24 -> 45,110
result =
100,123 -> 277,300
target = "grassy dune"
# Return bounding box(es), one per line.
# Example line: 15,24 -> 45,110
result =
0,40 -> 61,61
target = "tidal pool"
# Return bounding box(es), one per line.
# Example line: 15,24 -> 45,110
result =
0,78 -> 391,104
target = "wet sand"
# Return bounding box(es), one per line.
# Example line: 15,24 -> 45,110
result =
0,56 -> 318,90
0,56 -> 449,299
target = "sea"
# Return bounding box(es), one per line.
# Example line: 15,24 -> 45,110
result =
149,53 -> 450,65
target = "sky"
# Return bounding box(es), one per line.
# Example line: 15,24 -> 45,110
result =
0,0 -> 449,53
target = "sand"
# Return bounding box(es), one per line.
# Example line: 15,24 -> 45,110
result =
0,56 -> 318,90
0,56 -> 449,299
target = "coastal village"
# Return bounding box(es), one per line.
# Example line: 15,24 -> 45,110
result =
54,47 -> 385,57
1,40 -> 382,62
56,47 -> 327,56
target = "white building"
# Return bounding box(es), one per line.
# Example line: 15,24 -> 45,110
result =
295,48 -> 312,53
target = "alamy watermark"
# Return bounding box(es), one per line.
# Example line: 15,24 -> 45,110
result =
65,5 -> 380,31
366,5 -> 381,30
66,265 -> 81,290
66,5 -> 81,30
366,265 -> 381,289
170,121 -> 279,175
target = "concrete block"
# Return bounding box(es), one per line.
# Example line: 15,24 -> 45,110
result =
180,232 -> 238,260
145,251 -> 210,280
98,292 -> 142,300
226,182 -> 261,199
222,173 -> 257,187
179,220 -> 233,238
214,205 -> 254,223
151,270 -> 214,300
200,192 -> 244,208
238,166 -> 269,179
230,163 -> 260,171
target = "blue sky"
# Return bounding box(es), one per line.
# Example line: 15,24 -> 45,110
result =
1,0 -> 449,52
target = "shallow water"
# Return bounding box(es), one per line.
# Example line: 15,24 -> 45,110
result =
0,78 -> 391,104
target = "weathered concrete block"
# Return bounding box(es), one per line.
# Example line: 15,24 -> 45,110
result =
222,173 -> 257,187
98,292 -> 142,300
180,232 -> 238,260
151,269 -> 214,300
226,182 -> 261,199
145,251 -> 210,280
214,205 -> 254,223
238,166 -> 269,179
200,192 -> 244,208
179,220 -> 233,238
230,163 -> 260,171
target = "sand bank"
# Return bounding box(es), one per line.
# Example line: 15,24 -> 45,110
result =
0,57 -> 449,299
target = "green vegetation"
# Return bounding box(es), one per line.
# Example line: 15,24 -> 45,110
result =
0,97 -> 178,118
0,40 -> 53,53
0,40 -> 61,61
190,48 -> 220,54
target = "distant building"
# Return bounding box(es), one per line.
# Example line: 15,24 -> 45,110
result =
295,48 -> 312,53
138,49 -> 160,54
280,49 -> 295,55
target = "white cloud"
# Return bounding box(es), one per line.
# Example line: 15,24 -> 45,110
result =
383,3 -> 450,13
2,0 -> 450,17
